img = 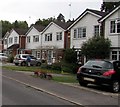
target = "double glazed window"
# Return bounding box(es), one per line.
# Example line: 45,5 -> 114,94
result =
56,32 -> 62,41
33,35 -> 39,42
9,37 -> 13,44
45,33 -> 52,41
27,36 -> 30,43
111,51 -> 120,60
94,25 -> 100,37
110,19 -> 120,33
74,27 -> 86,39
14,37 -> 18,43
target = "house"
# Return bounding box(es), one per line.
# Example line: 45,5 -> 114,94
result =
68,9 -> 106,63
41,20 -> 73,64
5,28 -> 27,56
3,31 -> 10,54
25,25 -> 45,58
99,4 -> 120,60
0,39 -> 3,52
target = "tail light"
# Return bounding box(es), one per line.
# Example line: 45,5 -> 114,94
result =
77,67 -> 82,74
103,69 -> 116,76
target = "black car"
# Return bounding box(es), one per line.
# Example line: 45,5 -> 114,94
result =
77,60 -> 120,93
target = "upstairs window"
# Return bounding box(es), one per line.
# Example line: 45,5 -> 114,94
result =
27,36 -> 30,43
94,25 -> 100,37
45,33 -> 52,41
4,39 -> 7,45
56,32 -> 62,41
9,37 -> 13,44
110,19 -> 120,34
73,27 -> 86,39
33,35 -> 39,42
14,37 -> 18,43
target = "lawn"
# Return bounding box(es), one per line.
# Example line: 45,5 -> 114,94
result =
3,65 -> 78,83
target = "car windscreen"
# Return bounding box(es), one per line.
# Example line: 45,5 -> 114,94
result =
22,55 -> 29,58
84,60 -> 113,69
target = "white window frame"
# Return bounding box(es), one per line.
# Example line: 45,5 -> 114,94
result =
14,37 -> 18,43
27,36 -> 30,43
73,27 -> 86,39
110,18 -> 120,34
56,32 -> 62,41
94,25 -> 100,37
9,37 -> 13,44
45,33 -> 52,41
33,35 -> 39,42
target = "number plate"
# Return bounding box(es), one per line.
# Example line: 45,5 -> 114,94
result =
84,77 -> 95,82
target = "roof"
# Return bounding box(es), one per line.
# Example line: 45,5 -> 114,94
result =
7,44 -> 19,49
33,25 -> 46,32
68,8 -> 106,30
42,20 -> 74,34
14,28 -> 28,35
99,4 -> 120,22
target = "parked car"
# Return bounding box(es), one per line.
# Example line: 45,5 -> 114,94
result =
13,54 -> 41,66
77,59 -> 120,93
0,53 -> 8,62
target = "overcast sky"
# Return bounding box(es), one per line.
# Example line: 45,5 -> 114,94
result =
0,0 -> 102,26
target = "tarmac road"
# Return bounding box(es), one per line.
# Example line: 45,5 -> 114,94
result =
1,69 -> 119,106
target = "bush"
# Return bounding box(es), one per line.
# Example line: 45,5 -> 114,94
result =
61,62 -> 80,74
51,63 -> 61,71
8,55 -> 14,63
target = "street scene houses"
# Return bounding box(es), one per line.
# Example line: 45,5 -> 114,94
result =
3,28 -> 27,56
99,5 -> 120,61
2,5 -> 120,63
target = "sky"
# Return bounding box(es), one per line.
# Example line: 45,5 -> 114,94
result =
0,0 -> 103,26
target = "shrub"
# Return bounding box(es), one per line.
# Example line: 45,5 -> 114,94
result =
8,55 -> 14,63
51,63 -> 61,71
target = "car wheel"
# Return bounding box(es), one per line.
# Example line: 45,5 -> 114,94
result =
111,80 -> 120,93
79,80 -> 88,87
21,62 -> 26,66
36,62 -> 41,66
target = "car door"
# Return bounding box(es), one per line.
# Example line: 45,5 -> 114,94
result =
30,56 -> 37,66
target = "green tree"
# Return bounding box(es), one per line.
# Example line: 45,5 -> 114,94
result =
101,1 -> 120,12
81,36 -> 111,59
1,20 -> 12,38
63,48 -> 77,63
35,17 -> 55,27
12,20 -> 28,29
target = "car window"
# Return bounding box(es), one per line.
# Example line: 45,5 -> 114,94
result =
30,56 -> 36,59
22,55 -> 28,58
84,60 -> 113,69
113,61 -> 120,71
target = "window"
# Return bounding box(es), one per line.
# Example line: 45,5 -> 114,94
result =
119,51 -> 120,60
14,37 -> 18,43
94,25 -> 100,37
27,36 -> 30,43
73,27 -> 86,39
110,19 -> 120,33
33,35 -> 39,42
112,51 -> 117,60
4,39 -> 7,45
56,32 -> 62,41
9,37 -> 13,44
45,33 -> 52,41
74,29 -> 77,38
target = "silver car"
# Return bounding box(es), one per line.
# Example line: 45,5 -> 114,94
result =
13,54 -> 41,66
0,53 -> 8,62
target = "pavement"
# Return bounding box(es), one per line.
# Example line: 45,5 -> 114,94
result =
2,69 -> 119,106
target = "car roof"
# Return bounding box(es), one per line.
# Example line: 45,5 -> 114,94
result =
88,59 -> 120,63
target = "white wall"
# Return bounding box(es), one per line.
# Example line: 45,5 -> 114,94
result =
70,13 -> 101,49
26,27 -> 41,49
42,23 -> 65,49
8,30 -> 19,48
104,10 -> 120,48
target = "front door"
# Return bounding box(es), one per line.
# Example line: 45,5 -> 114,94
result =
47,50 -> 52,64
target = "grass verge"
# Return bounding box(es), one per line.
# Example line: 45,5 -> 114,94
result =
3,65 -> 78,83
